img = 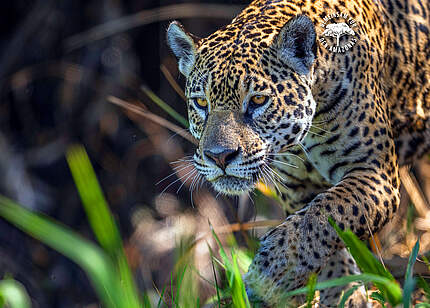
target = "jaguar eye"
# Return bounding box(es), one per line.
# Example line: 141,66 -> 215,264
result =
194,98 -> 208,109
250,95 -> 269,105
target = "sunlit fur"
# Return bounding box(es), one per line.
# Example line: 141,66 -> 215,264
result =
184,28 -> 317,195
167,0 -> 430,305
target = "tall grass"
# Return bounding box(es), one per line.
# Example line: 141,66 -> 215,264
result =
281,219 -> 427,308
0,145 -> 429,307
0,145 -> 140,308
0,279 -> 31,308
0,144 -> 253,307
0,95 -> 429,307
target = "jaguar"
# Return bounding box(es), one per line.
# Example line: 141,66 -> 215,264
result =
166,0 -> 430,306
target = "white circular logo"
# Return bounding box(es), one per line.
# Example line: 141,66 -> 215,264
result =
319,12 -> 358,53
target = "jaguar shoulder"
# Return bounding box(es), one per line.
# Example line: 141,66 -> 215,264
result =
167,0 -> 430,305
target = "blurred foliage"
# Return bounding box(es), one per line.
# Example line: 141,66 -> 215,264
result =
0,279 -> 31,308
0,144 -> 255,307
0,145 -> 141,308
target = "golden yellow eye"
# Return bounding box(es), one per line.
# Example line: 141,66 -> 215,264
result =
195,98 -> 208,108
250,95 -> 268,105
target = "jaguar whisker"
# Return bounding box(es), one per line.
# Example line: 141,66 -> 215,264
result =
262,165 -> 281,193
266,157 -> 298,169
310,124 -> 333,135
156,163 -> 194,185
176,169 -> 198,194
307,129 -> 327,138
160,167 -> 197,195
170,156 -> 194,165
298,141 -> 311,159
264,164 -> 290,191
269,152 -> 305,162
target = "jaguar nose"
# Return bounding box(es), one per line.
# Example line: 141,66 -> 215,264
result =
204,148 -> 240,170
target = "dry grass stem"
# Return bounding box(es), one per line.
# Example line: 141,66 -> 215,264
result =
160,64 -> 186,102
107,95 -> 197,145
65,3 -> 244,50
399,166 -> 430,218
213,219 -> 284,234
194,219 -> 284,245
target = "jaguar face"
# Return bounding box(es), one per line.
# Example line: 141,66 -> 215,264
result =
167,15 -> 317,195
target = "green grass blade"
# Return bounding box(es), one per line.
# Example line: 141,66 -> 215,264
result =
403,240 -> 420,308
142,292 -> 152,308
422,255 -> 430,271
405,240 -> 420,281
403,278 -> 416,308
66,145 -> 141,307
328,218 -> 401,305
66,145 -> 121,254
173,237 -> 200,308
232,252 -> 251,308
156,284 -> 167,308
141,85 -> 189,128
236,249 -> 252,273
170,270 -> 176,308
211,227 -> 250,308
0,279 -> 31,308
417,277 -> 430,302
338,285 -> 361,308
0,195 -> 120,308
283,273 -> 401,299
328,218 -> 393,279
175,264 -> 188,308
370,291 -> 386,307
211,226 -> 232,268
117,256 -> 141,307
305,273 -> 317,308
209,247 -> 222,308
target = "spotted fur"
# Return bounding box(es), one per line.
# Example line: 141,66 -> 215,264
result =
167,0 -> 430,305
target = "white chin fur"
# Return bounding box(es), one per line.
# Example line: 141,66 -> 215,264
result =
210,176 -> 254,195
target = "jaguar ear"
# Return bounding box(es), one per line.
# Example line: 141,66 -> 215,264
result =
276,15 -> 317,75
167,21 -> 198,77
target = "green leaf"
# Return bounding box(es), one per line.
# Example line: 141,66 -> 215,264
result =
236,249 -> 253,273
66,145 -> 140,307
0,195 -> 121,308
370,291 -> 386,307
403,278 -> 416,308
156,285 -> 167,308
283,273 -> 400,299
328,217 -> 402,306
208,243 -> 222,308
405,240 -> 420,281
232,252 -> 251,308
417,276 -> 430,302
305,273 -> 317,308
66,145 -> 122,255
175,265 -> 188,308
211,226 -> 251,308
403,240 -> 420,308
171,238 -> 201,308
422,255 -> 430,272
0,279 -> 31,308
338,285 -> 361,308
142,292 -> 152,308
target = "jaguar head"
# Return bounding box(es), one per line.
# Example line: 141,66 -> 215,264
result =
167,15 -> 317,195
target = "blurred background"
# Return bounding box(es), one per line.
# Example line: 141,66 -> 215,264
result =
0,1 -> 429,307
